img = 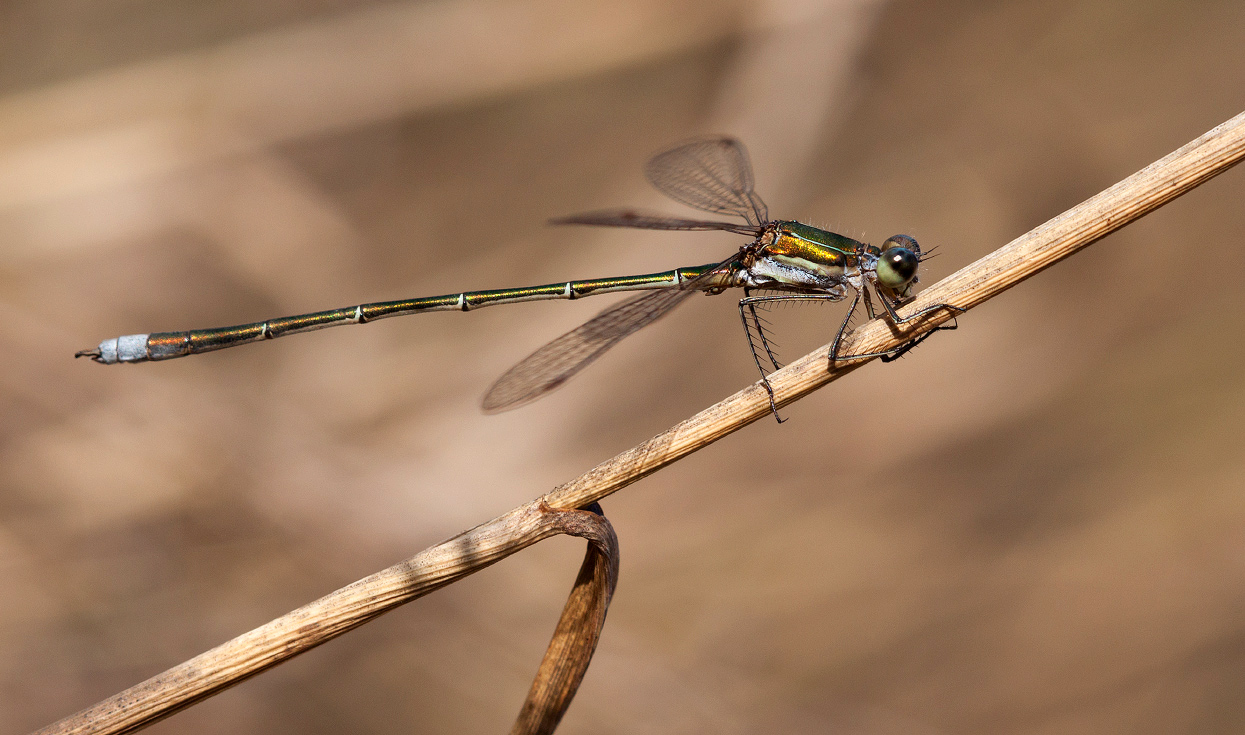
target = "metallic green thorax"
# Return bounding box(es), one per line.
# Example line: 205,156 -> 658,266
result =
754,221 -> 869,285
771,221 -> 866,263
779,222 -> 866,255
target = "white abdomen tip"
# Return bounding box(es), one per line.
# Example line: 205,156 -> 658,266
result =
116,334 -> 150,362
95,338 -> 119,364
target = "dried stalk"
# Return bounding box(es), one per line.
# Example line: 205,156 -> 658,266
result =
36,502 -> 619,735
34,110 -> 1245,735
512,504 -> 618,735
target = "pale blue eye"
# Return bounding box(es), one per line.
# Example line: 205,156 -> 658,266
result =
876,243 -> 918,289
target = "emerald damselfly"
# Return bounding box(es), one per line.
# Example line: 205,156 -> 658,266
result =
78,138 -> 961,418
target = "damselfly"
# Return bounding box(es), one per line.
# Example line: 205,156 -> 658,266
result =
77,137 -> 961,419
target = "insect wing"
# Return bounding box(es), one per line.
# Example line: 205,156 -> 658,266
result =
644,137 -> 769,226
482,258 -> 737,412
551,210 -> 761,236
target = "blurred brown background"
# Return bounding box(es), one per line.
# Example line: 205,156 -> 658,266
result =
4,0 -> 1245,732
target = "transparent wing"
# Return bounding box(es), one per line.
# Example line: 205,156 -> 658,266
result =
551,209 -> 762,236
482,258 -> 737,412
644,137 -> 769,226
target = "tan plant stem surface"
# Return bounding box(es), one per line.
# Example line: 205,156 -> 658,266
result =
34,110 -> 1245,735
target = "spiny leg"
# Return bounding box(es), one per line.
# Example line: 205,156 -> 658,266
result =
835,288 -> 965,362
735,291 -> 862,382
873,288 -> 964,360
861,286 -> 879,320
738,292 -> 848,423
744,292 -> 783,373
737,291 -> 785,423
875,288 -> 965,326
879,316 -> 959,363
828,289 -> 863,366
737,289 -> 782,376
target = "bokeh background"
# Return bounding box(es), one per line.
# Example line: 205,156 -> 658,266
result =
4,0 -> 1245,732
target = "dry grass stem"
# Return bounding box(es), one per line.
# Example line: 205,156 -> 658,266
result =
35,110 -> 1245,735
37,503 -> 618,735
511,504 -> 619,735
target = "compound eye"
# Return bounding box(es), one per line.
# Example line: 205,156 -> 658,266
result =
876,243 -> 918,289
